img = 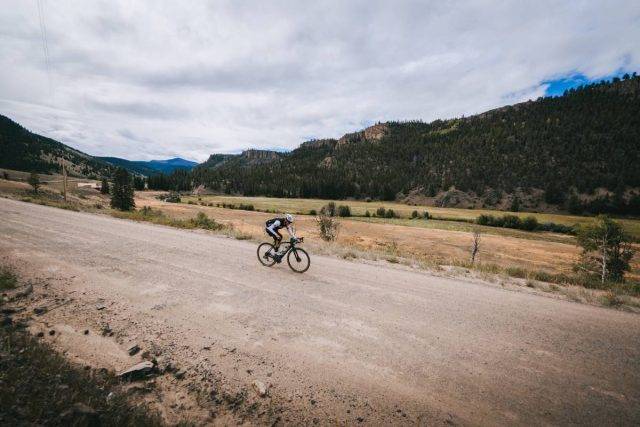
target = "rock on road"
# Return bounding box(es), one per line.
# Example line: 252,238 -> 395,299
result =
1,198 -> 639,425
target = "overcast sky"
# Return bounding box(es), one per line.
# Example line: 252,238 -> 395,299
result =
1,1 -> 639,161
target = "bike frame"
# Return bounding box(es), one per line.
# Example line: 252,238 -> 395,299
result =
273,238 -> 304,260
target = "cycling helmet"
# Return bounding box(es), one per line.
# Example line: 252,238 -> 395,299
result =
285,213 -> 294,223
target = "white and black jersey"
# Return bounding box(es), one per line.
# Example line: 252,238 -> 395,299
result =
265,218 -> 295,240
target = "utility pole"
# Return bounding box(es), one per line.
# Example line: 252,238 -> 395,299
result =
62,163 -> 67,202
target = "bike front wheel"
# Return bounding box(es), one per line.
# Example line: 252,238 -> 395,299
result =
257,243 -> 277,267
287,248 -> 310,273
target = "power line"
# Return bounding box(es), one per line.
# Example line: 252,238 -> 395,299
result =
36,0 -> 52,95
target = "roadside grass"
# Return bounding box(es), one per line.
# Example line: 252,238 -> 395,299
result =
0,324 -> 162,426
111,206 -> 225,231
180,194 -> 640,240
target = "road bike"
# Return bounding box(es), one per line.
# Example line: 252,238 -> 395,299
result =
257,237 -> 310,273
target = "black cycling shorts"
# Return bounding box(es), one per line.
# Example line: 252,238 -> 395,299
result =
266,227 -> 282,240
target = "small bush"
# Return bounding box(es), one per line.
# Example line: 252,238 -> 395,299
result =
364,210 -> 370,217
423,211 -> 430,219
505,267 -> 527,278
411,210 -> 419,219
316,203 -> 339,241
601,291 -> 623,307
521,216 -> 539,231
342,251 -> 357,260
376,207 -> 386,217
385,209 -> 396,218
190,212 -> 223,230
321,202 -> 337,217
337,205 -> 351,217
0,266 -> 18,290
538,222 -> 575,234
531,270 -> 553,282
502,215 -> 521,229
309,209 -> 317,215
139,205 -> 156,217
239,203 -> 255,211
162,193 -> 181,203
477,214 -> 492,226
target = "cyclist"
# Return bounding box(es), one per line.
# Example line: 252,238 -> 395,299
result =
265,214 -> 297,254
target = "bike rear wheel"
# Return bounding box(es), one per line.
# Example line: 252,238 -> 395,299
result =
257,243 -> 277,267
287,248 -> 310,273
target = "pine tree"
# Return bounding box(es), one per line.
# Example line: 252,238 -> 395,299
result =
510,196 -> 520,212
100,177 -> 109,194
133,176 -> 146,191
110,167 -> 135,211
28,171 -> 40,194
575,216 -> 634,283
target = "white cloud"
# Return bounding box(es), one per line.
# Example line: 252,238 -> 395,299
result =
1,0 -> 639,161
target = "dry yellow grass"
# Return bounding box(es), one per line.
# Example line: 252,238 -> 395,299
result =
182,193 -> 640,240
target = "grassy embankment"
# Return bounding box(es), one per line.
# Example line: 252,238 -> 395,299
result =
0,265 -> 163,425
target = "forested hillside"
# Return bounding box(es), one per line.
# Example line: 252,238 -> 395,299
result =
179,74 -> 640,214
0,115 -> 112,178
0,114 -> 195,178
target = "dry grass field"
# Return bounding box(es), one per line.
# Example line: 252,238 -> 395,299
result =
182,194 -> 640,240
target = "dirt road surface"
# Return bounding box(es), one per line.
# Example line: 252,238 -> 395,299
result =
2,198 -> 639,425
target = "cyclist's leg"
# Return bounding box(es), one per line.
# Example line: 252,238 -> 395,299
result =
265,228 -> 281,253
273,230 -> 283,249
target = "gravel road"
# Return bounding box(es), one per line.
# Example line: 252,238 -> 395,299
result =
1,198 -> 639,425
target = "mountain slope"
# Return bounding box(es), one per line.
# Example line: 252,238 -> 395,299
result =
0,113 -> 196,178
0,114 -> 113,178
190,75 -> 640,213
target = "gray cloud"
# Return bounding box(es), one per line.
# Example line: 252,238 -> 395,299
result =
90,99 -> 188,119
1,0 -> 639,161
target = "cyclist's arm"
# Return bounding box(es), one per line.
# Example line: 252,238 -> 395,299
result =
286,224 -> 297,239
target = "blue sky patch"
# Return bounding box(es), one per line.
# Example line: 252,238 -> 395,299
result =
543,70 -> 633,97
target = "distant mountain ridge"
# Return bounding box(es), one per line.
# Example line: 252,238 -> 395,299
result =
98,156 -> 197,175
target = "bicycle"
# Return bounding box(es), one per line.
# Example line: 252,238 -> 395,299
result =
257,237 -> 311,273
